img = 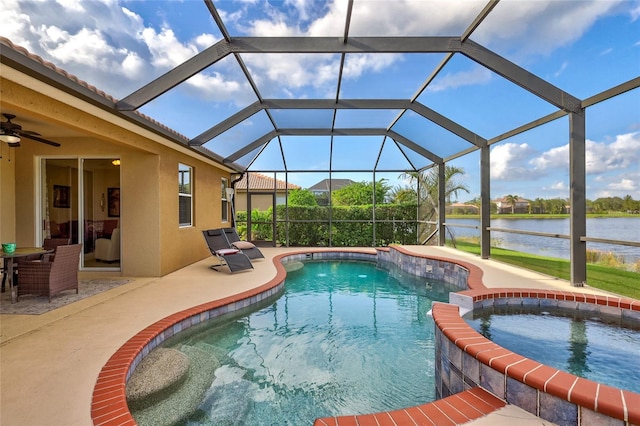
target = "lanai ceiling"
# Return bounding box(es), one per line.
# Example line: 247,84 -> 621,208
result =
2,0 -> 639,176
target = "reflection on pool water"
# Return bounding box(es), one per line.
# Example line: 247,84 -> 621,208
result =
146,260 -> 457,425
464,305 -> 640,394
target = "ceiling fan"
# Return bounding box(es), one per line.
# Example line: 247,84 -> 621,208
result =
0,113 -> 61,147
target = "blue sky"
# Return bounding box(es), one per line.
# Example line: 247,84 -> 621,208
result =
2,0 -> 639,202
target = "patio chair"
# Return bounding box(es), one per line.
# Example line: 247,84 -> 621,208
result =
16,244 -> 82,302
1,238 -> 70,292
41,238 -> 71,261
223,228 -> 265,260
202,229 -> 253,273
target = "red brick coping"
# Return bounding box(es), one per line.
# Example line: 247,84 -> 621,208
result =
432,289 -> 640,425
313,387 -> 505,426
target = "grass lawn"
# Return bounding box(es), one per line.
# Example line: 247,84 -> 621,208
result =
448,240 -> 640,300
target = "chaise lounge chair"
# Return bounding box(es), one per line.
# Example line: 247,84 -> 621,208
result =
202,229 -> 253,273
223,228 -> 265,260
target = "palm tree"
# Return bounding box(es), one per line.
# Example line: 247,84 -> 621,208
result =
401,165 -> 470,206
622,194 -> 634,212
400,165 -> 470,242
504,194 -> 519,214
533,197 -> 545,214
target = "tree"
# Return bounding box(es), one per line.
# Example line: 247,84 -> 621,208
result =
532,198 -> 545,214
401,165 -> 470,208
622,194 -> 636,212
389,185 -> 418,204
504,194 -> 519,214
288,189 -> 317,206
331,180 -> 391,206
400,166 -> 469,242
544,198 -> 566,214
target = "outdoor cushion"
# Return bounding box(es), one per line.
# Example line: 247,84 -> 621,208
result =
216,248 -> 239,256
232,241 -> 256,250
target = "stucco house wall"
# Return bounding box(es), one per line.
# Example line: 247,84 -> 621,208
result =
1,61 -> 233,277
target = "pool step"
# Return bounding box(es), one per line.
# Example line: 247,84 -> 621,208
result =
127,345 -> 220,426
313,387 -> 505,426
126,348 -> 190,410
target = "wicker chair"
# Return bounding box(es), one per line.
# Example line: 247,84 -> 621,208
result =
1,238 -> 70,292
17,244 -> 82,302
39,238 -> 71,262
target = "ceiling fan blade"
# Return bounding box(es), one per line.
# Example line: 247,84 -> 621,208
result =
19,132 -> 61,147
22,130 -> 42,136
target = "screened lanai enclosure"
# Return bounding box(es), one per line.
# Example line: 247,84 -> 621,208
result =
2,0 -> 638,286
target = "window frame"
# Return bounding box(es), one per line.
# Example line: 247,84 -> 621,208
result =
178,163 -> 193,227
221,177 -> 229,223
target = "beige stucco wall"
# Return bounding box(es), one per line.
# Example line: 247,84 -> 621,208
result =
1,71 -> 232,277
0,150 -> 16,245
235,191 -> 286,211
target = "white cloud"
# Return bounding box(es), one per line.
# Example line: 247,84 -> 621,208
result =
529,144 -> 568,171
609,178 -> 637,191
56,0 -> 85,13
473,0 -> 620,59
631,3 -> 640,21
284,0 -> 315,22
307,1 -> 350,36
140,27 -> 199,68
529,132 -> 640,175
348,0 -> 484,36
248,19 -> 300,37
194,34 -> 217,49
428,66 -> 493,93
490,142 -> 539,180
554,61 -> 568,77
586,132 -> 640,174
550,181 -> 568,191
343,53 -> 400,80
0,0 -> 153,96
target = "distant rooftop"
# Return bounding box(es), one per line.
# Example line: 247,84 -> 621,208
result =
308,179 -> 356,193
235,173 -> 300,191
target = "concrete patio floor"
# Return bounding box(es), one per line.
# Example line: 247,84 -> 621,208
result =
0,246 -> 613,426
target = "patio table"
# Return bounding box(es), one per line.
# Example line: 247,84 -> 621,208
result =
1,247 -> 52,304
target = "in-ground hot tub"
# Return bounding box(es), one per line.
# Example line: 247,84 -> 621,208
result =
433,289 -> 640,426
464,304 -> 640,394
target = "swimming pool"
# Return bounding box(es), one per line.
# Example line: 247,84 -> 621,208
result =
464,305 -> 640,394
131,260 -> 457,425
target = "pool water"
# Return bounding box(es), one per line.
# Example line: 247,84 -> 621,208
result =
161,260 -> 456,425
464,305 -> 640,394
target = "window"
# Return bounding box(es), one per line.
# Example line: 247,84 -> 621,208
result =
221,178 -> 229,222
179,163 -> 192,226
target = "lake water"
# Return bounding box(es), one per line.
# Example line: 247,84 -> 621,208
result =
445,217 -> 640,264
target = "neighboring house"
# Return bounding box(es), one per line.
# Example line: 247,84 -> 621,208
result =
446,203 -> 479,214
308,179 -> 355,195
234,173 -> 300,211
494,197 -> 531,214
0,38 -> 235,277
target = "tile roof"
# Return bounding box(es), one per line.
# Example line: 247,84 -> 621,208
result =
1,36 -> 190,142
234,173 -> 300,191
308,179 -> 355,192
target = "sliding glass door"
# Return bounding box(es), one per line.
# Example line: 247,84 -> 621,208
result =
39,158 -> 120,270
